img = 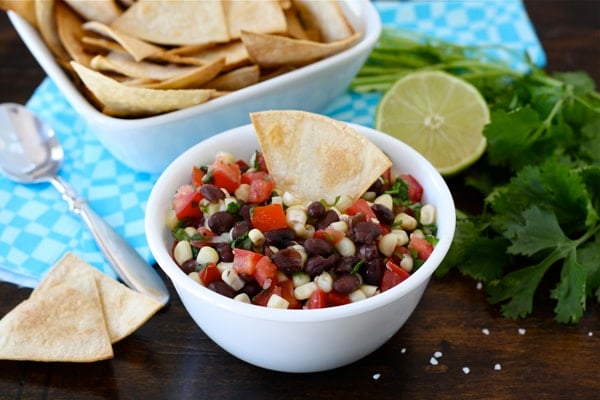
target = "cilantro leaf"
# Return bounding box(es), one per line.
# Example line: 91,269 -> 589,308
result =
577,237 -> 600,301
504,206 -> 569,257
551,250 -> 587,324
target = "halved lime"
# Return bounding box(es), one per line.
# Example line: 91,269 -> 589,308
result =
375,71 -> 490,176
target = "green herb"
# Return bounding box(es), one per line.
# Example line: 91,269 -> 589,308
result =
354,28 -> 600,323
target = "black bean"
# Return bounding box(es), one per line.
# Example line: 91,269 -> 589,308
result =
231,220 -> 251,240
304,254 -> 337,277
272,248 -> 303,274
367,177 -> 383,195
180,258 -> 197,274
315,209 -> 339,230
363,259 -> 385,286
371,203 -> 395,226
207,211 -> 235,234
307,201 -> 325,219
264,228 -> 295,248
239,278 -> 262,298
334,256 -> 360,274
240,204 -> 252,222
199,184 -> 225,202
333,274 -> 360,294
358,243 -> 380,261
214,242 -> 234,262
352,221 -> 381,244
303,238 -> 333,256
207,281 -> 236,298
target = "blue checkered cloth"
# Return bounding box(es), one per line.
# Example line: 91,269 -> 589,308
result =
0,0 -> 545,288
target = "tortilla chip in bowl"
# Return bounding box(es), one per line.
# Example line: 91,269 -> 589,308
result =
4,0 -> 381,173
145,111 -> 455,372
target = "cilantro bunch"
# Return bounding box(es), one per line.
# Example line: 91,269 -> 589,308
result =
352,28 -> 600,323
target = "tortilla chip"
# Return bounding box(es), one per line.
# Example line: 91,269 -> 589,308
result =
292,0 -> 353,43
110,0 -> 229,46
71,61 -> 215,116
201,64 -> 260,91
63,0 -> 122,25
241,30 -> 361,67
0,0 -> 37,27
222,0 -> 287,39
0,264 -> 113,362
35,0 -> 70,60
173,40 -> 250,71
138,58 -> 225,90
33,253 -> 163,344
56,1 -> 93,66
250,110 -> 392,204
83,20 -> 163,62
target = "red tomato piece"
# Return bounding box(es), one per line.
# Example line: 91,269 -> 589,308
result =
380,261 -> 410,292
255,256 -> 279,289
345,198 -> 377,221
191,166 -> 205,188
313,228 -> 345,245
326,291 -> 350,307
409,236 -> 434,260
254,151 -> 268,172
173,184 -> 203,220
242,171 -> 273,203
232,248 -> 263,276
307,289 -> 327,309
250,203 -> 288,232
401,174 -> 424,203
278,280 -> 301,309
209,157 -> 241,194
253,285 -> 282,307
199,263 -> 221,286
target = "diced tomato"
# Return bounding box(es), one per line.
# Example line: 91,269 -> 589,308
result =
313,228 -> 345,245
381,167 -> 392,191
307,289 -> 327,309
191,166 -> 206,188
278,280 -> 301,309
400,174 -> 424,203
232,248 -> 263,275
255,256 -> 279,289
409,236 -> 434,260
380,260 -> 410,292
173,184 -> 203,220
254,151 -> 268,172
326,291 -> 350,307
345,198 -> 377,221
208,157 -> 241,194
253,284 -> 282,307
198,263 -> 221,286
250,203 -> 288,232
242,171 -> 273,203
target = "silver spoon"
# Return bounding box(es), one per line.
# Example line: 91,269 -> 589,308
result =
0,103 -> 169,306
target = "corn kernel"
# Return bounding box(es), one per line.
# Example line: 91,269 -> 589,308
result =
420,204 -> 436,225
173,240 -> 193,265
294,281 -> 317,300
196,246 -> 220,265
335,237 -> 356,257
266,294 -> 289,309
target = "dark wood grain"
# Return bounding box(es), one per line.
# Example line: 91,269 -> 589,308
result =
1,2 -> 599,399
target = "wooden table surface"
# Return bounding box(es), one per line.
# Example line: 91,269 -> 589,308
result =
0,2 -> 598,399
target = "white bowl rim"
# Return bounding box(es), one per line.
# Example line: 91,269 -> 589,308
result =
146,121 -> 456,323
8,0 -> 381,129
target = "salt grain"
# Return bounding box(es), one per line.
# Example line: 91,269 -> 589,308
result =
476,281 -> 483,290
588,331 -> 593,337
430,357 -> 439,366
482,328 -> 490,335
433,351 -> 443,358
494,363 -> 502,371
518,328 -> 526,335
401,348 -> 407,353
462,367 -> 470,374
373,373 -> 381,380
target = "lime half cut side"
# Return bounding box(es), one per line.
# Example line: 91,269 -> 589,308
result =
375,71 -> 490,176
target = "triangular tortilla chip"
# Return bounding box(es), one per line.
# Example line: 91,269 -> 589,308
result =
292,0 -> 353,43
241,30 -> 360,67
250,110 -> 392,204
0,265 -> 113,362
110,0 -> 229,46
63,0 -> 122,25
83,21 -> 163,62
33,252 -> 164,344
56,0 -> 93,66
222,0 -> 287,39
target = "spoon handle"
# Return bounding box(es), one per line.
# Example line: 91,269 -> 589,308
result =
50,176 -> 169,306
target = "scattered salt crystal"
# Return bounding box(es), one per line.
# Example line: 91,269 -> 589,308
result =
429,357 -> 439,365
482,328 -> 490,335
401,348 -> 407,353
462,367 -> 470,374
476,281 -> 483,290
589,331 -> 594,337
518,328 -> 526,335
433,351 -> 443,358
494,363 -> 502,371
372,373 -> 381,380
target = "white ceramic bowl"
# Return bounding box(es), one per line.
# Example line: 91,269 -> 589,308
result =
9,0 -> 381,173
146,120 -> 456,373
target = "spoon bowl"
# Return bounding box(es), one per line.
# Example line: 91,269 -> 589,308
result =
0,103 -> 169,305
